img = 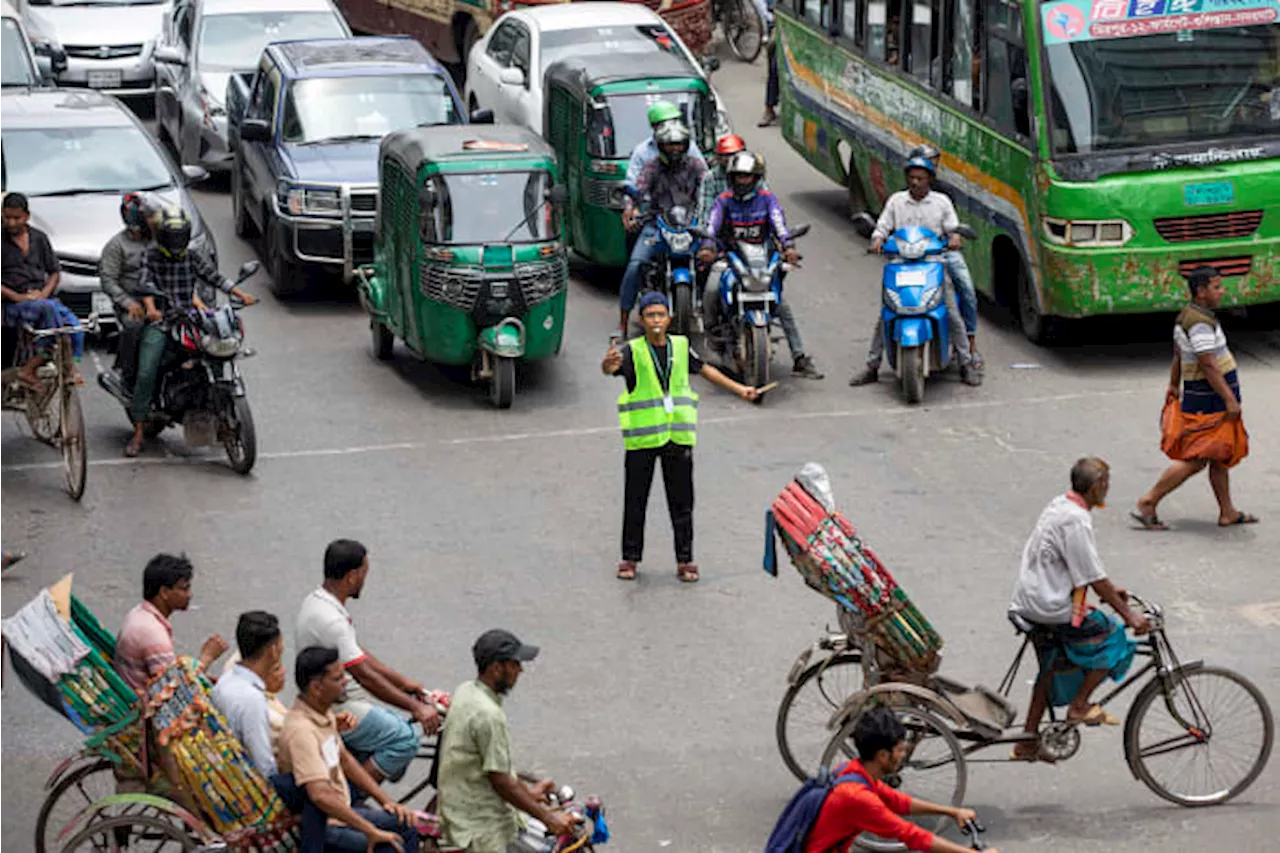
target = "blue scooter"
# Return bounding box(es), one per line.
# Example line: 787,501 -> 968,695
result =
852,213 -> 975,404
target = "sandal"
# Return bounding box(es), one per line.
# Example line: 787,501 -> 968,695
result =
124,435 -> 145,458
1219,511 -> 1259,527
1130,510 -> 1168,531
676,563 -> 699,583
616,561 -> 637,581
1067,704 -> 1120,727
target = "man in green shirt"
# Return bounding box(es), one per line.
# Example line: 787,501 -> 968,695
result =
438,630 -> 577,853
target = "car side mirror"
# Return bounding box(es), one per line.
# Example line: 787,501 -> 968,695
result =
469,108 -> 494,125
50,47 -> 68,74
239,119 -> 270,143
154,44 -> 187,66
850,212 -> 876,239
701,55 -> 720,74
547,184 -> 569,206
499,66 -> 525,87
181,164 -> 209,185
237,260 -> 261,282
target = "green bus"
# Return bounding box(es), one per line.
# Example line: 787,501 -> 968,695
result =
774,0 -> 1280,342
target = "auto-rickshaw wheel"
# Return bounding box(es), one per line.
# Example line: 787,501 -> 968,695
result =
371,319 -> 394,361
491,357 -> 515,410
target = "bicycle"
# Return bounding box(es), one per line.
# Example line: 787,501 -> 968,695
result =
712,0 -> 766,63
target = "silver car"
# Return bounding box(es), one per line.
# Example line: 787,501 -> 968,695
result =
153,0 -> 350,172
17,0 -> 171,98
0,89 -> 216,331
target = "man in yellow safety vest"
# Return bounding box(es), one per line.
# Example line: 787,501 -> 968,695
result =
602,291 -> 761,583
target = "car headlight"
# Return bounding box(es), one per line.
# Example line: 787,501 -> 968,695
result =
279,183 -> 341,216
1043,217 -> 1132,247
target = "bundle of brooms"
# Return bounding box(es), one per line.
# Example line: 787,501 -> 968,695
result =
769,476 -> 943,674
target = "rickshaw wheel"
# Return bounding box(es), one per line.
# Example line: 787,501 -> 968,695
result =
34,758 -> 115,853
59,813 -> 196,852
61,387 -> 87,501
371,319 -> 395,361
491,357 -> 516,410
26,383 -> 60,444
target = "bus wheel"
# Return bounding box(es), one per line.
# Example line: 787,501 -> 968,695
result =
1015,258 -> 1060,345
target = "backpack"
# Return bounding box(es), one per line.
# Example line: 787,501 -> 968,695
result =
764,765 -> 871,853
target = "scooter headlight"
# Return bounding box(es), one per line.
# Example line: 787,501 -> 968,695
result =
897,238 -> 931,260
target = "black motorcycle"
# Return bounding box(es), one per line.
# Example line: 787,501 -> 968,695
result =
99,261 -> 261,474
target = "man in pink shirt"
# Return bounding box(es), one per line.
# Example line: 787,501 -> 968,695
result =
115,553 -> 228,693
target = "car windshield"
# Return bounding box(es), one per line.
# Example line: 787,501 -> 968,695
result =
539,23 -> 691,75
2,126 -> 173,196
199,12 -> 347,70
2,20 -> 36,87
1043,16 -> 1280,154
281,74 -> 459,143
425,171 -> 558,244
587,90 -> 706,158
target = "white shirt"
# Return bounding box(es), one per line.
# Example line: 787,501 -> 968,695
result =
210,663 -> 277,776
296,587 -> 373,720
872,189 -> 960,241
1009,494 -> 1108,625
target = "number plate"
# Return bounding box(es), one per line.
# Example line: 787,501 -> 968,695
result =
86,70 -> 122,89
1184,181 -> 1235,207
896,269 -> 929,287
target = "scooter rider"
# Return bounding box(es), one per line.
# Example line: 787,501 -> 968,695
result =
99,192 -> 155,391
908,143 -> 982,368
618,119 -> 707,335
849,156 -> 980,388
125,208 -> 257,458
698,151 -> 823,379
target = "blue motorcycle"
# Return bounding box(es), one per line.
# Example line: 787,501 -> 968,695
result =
852,213 -> 975,404
637,205 -> 701,335
698,224 -> 810,389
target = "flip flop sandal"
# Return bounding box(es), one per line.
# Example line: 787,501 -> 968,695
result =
1220,512 -> 1259,527
1130,511 -> 1168,531
676,563 -> 699,583
616,561 -> 637,580
1067,704 -> 1120,727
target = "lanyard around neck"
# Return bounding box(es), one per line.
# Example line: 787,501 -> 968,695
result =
647,340 -> 671,393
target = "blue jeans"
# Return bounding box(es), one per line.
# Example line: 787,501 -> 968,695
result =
4,299 -> 84,359
943,251 -> 978,336
619,222 -> 665,312
324,807 -> 420,853
271,774 -> 418,853
341,707 -> 418,783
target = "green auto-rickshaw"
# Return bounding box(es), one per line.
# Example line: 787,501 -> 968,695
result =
543,52 -> 718,269
356,125 -> 568,409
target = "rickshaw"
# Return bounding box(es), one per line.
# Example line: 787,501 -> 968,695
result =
357,125 -> 568,409
542,52 -> 718,269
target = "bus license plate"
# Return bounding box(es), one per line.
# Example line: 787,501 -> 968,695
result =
1184,181 -> 1234,207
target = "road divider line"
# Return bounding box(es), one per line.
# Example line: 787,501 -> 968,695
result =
1,388 -> 1134,473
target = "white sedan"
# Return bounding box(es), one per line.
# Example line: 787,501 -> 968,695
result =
464,1 -> 729,137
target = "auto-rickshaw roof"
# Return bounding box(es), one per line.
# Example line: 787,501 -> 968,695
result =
543,51 -> 708,100
381,125 -> 555,174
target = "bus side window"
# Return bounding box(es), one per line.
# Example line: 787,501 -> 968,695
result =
838,0 -> 867,49
906,0 -> 941,87
867,0 -> 904,66
942,0 -> 977,108
982,0 -> 1029,138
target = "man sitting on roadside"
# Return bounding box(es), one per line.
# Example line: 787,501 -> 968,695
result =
277,646 -> 420,853
211,610 -> 286,776
297,539 -> 441,786
804,707 -> 992,853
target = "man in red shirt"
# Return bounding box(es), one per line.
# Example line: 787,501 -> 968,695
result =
805,708 -> 996,853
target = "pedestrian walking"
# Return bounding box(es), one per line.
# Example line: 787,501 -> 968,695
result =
758,1 -> 779,127
1133,266 -> 1255,531
602,291 -> 762,583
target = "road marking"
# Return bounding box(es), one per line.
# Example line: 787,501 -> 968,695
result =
1,387 -> 1133,472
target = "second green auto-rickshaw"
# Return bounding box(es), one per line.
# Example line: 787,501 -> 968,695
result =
543,52 -> 718,269
356,125 -> 568,409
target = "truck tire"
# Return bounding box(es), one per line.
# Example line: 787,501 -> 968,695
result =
265,213 -> 305,297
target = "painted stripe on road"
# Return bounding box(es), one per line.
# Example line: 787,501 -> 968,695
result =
1,388 -> 1135,473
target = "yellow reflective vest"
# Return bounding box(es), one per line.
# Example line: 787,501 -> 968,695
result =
617,335 -> 699,450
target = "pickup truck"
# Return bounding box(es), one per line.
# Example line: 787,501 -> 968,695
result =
226,36 -> 470,296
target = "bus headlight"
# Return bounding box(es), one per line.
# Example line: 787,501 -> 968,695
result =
1043,217 -> 1133,247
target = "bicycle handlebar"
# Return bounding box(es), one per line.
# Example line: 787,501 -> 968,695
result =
23,314 -> 99,337
962,819 -> 987,850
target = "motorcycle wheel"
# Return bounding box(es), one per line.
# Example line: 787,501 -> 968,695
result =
672,284 -> 693,336
725,0 -> 765,63
747,324 -> 770,395
490,356 -> 515,410
901,345 -> 925,404
223,395 -> 257,474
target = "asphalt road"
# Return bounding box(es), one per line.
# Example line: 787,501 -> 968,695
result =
4,43 -> 1280,853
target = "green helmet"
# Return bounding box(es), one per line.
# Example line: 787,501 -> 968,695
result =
647,100 -> 682,126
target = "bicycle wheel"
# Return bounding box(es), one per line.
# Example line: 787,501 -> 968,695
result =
725,0 -> 765,62
26,382 -> 60,444
821,704 -> 967,853
61,386 -> 87,501
59,813 -> 196,852
776,652 -> 866,781
1126,665 -> 1274,806
34,759 -> 115,853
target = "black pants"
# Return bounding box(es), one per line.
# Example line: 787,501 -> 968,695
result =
765,47 -> 779,108
113,316 -> 143,390
623,442 -> 694,564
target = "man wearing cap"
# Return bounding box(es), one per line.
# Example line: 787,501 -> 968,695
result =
438,630 -> 578,853
602,291 -> 761,583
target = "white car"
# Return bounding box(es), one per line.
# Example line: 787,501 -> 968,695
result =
464,1 -> 728,137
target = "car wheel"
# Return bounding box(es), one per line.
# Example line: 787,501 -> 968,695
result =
264,213 -> 305,298
232,167 -> 258,239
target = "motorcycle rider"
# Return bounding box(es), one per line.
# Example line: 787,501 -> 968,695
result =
908,143 -> 982,368
125,207 -> 257,458
619,118 -> 707,335
624,100 -> 706,195
99,192 -> 155,390
849,156 -> 981,388
697,151 -> 823,379
698,133 -> 747,219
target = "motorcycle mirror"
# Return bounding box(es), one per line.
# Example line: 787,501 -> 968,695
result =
789,223 -> 811,239
547,184 -> 569,206
850,212 -> 876,239
954,224 -> 977,240
237,260 -> 261,281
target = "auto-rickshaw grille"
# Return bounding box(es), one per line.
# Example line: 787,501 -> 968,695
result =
585,177 -> 625,210
419,257 -> 567,310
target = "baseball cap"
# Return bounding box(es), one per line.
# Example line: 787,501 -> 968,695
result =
473,629 -> 540,671
639,291 -> 670,312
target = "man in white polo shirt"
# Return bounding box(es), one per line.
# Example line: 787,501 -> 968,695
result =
297,539 -> 441,785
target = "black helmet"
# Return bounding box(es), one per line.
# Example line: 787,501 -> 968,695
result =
120,192 -> 150,232
155,207 -> 192,258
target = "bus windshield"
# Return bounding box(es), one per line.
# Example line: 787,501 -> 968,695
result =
1044,22 -> 1280,154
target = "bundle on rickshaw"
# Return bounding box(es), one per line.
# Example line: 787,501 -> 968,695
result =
144,657 -> 299,850
1,574 -> 144,768
764,464 -> 944,674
